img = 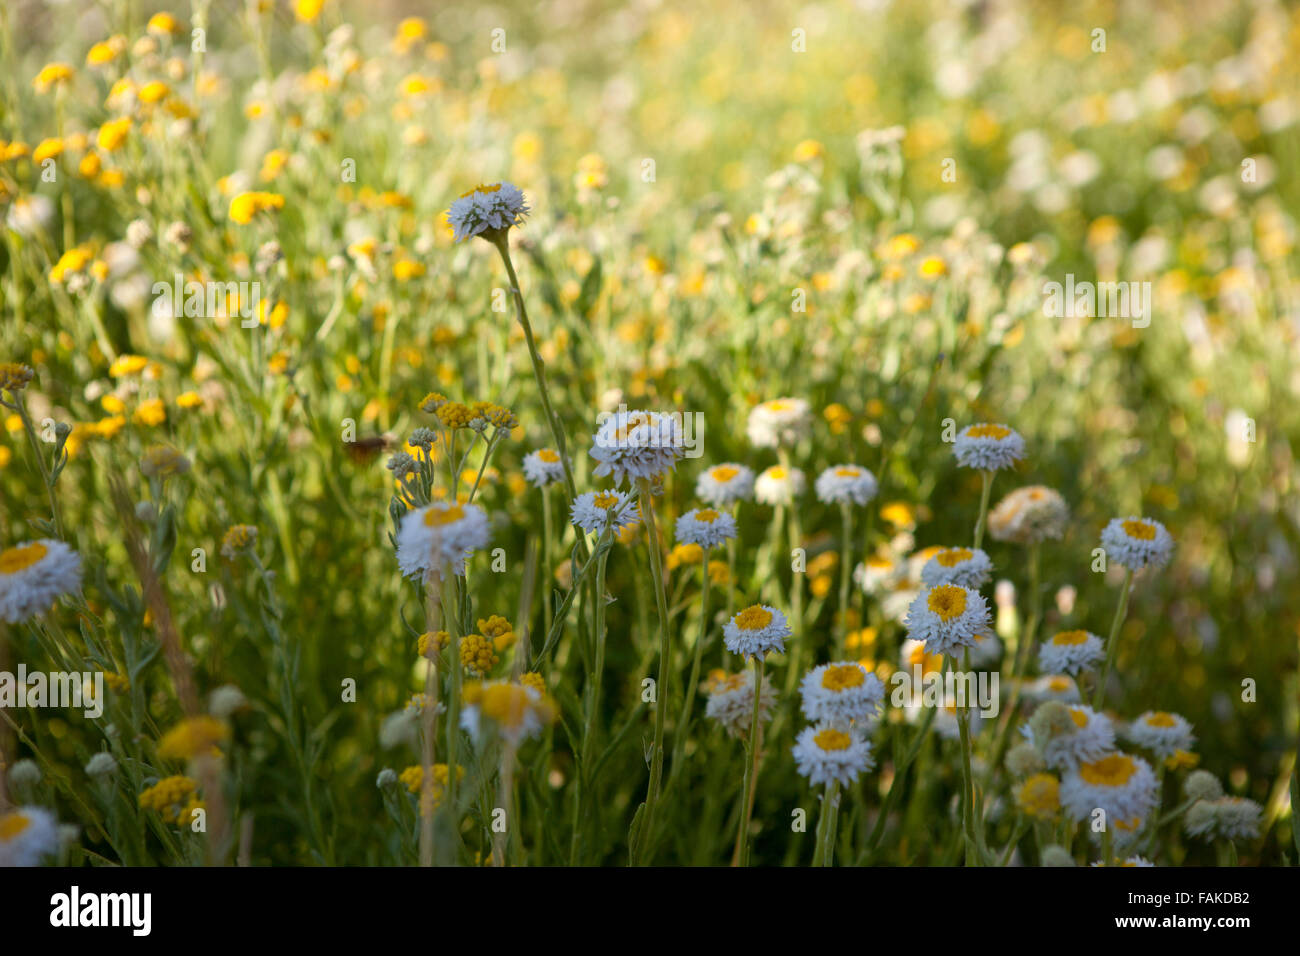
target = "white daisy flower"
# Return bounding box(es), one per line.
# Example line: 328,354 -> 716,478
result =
754,464 -> 805,505
1060,752 -> 1159,828
919,546 -> 993,589
0,805 -> 59,867
570,490 -> 640,537
988,485 -> 1069,545
0,539 -> 83,623
967,630 -> 1004,669
799,661 -> 885,727
792,724 -> 875,787
1100,517 -> 1175,570
522,447 -> 566,487
854,555 -> 902,595
395,501 -> 491,579
446,182 -> 529,242
746,397 -> 812,448
1022,674 -> 1082,704
1114,855 -> 1156,867
703,669 -> 777,739
459,679 -> 556,745
904,584 -> 992,658
1037,629 -> 1106,676
723,604 -> 792,660
952,423 -> 1026,471
814,465 -> 879,506
906,701 -> 984,741
1122,711 -> 1196,760
589,408 -> 686,486
674,507 -> 737,550
1030,704 -> 1117,770
1185,797 -> 1262,843
695,463 -> 755,506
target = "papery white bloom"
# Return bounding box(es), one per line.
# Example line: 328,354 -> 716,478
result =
1185,797 -> 1262,842
854,555 -> 901,595
967,630 -> 1004,669
920,546 -> 993,589
1122,711 -> 1195,760
746,398 -> 811,448
1031,704 -> 1117,770
904,584 -> 992,657
953,423 -> 1026,471
905,701 -> 983,740
589,408 -> 685,486
459,680 -> 556,745
988,485 -> 1069,544
446,182 -> 529,242
5,195 -> 55,237
704,669 -> 776,738
0,805 -> 59,867
723,604 -> 792,660
1022,674 -> 1082,704
814,465 -> 878,506
396,501 -> 491,579
800,661 -> 885,727
522,447 -> 566,487
570,490 -> 639,536
1100,517 -> 1174,570
792,724 -> 875,787
0,539 -> 82,623
1037,629 -> 1105,676
695,463 -> 755,506
754,465 -> 805,505
674,507 -> 736,550
1060,752 -> 1158,828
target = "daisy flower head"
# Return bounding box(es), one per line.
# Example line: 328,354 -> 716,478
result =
703,669 -> 776,739
799,661 -> 885,727
1122,711 -> 1195,760
396,500 -> 491,579
988,485 -> 1069,545
814,464 -> 879,506
754,464 -> 806,505
746,397 -> 811,449
723,604 -> 792,660
1022,674 -> 1082,705
695,463 -> 755,506
792,724 -> 875,788
1037,629 -> 1105,676
521,447 -> 565,487
967,629 -> 1004,669
570,490 -> 639,537
589,408 -> 685,486
953,423 -> 1026,471
904,584 -> 992,658
1015,773 -> 1061,821
1028,702 -> 1117,770
919,546 -> 993,589
0,539 -> 83,624
1185,797 -> 1262,843
1060,752 -> 1159,828
0,806 -> 59,867
675,507 -> 737,550
1100,517 -> 1174,571
446,182 -> 529,243
459,679 -> 557,745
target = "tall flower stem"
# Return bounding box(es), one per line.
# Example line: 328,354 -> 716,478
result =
972,468 -> 994,550
540,485 -> 553,633
989,541 -> 1042,771
1093,567 -> 1135,709
440,573 -> 464,847
734,656 -> 766,866
954,650 -> 980,866
812,780 -> 841,866
632,477 -> 672,865
671,558 -> 711,771
836,501 -> 854,658
570,531 -> 611,865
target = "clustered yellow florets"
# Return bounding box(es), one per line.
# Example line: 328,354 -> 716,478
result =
0,362 -> 35,393
398,763 -> 464,815
477,615 -> 516,652
138,775 -> 203,825
418,630 -> 450,657
459,633 -> 500,675
157,716 -> 229,760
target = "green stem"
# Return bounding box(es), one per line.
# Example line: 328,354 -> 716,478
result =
632,477 -> 672,865
972,469 -> 994,550
837,502 -> 853,658
736,656 -> 765,866
1093,567 -> 1135,709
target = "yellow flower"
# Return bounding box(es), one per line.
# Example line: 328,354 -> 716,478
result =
147,12 -> 182,35
86,39 -> 123,67
32,138 -> 64,163
137,80 -> 171,104
96,117 -> 132,152
176,390 -> 203,409
78,152 -> 102,177
132,398 -> 167,426
0,363 -> 35,393
392,258 -> 426,281
157,716 -> 229,760
1015,774 -> 1061,820
33,63 -> 74,93
138,776 -> 202,825
459,633 -> 499,676
49,247 -> 94,283
293,0 -> 326,23
793,139 -> 824,162
109,354 -> 149,377
259,148 -> 290,181
228,191 -> 285,224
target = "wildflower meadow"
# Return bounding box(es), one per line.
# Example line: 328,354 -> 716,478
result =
1,0 -> 1298,891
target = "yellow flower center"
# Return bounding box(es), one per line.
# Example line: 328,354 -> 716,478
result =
537,448 -> 560,463
926,584 -> 967,621
0,812 -> 31,840
834,466 -> 860,477
592,492 -> 620,509
424,503 -> 466,526
1079,754 -> 1137,787
459,182 -> 503,198
1047,677 -> 1072,692
966,424 -> 1011,440
0,542 -> 47,575
1069,708 -> 1089,728
767,466 -> 787,480
695,509 -> 719,523
481,683 -> 529,728
934,547 -> 972,568
764,400 -> 790,412
711,466 -> 738,482
735,605 -> 773,631
1122,519 -> 1156,541
1145,712 -> 1176,728
1052,630 -> 1089,645
814,728 -> 852,751
821,664 -> 865,691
